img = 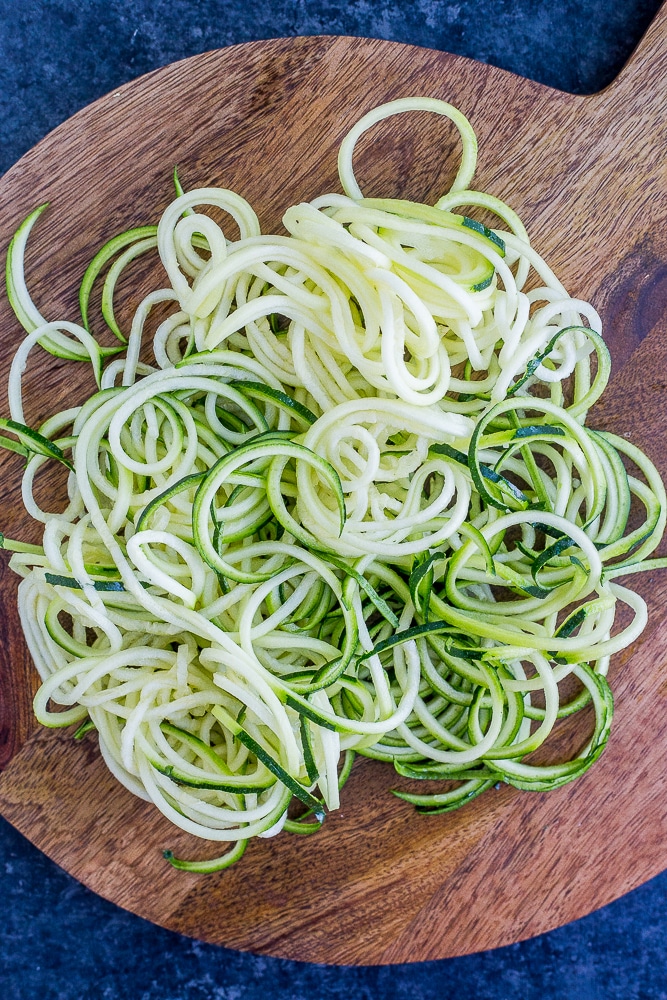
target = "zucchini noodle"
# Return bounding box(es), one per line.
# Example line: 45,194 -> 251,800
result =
2,98 -> 665,871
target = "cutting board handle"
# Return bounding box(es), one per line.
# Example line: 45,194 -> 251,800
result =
601,1 -> 667,104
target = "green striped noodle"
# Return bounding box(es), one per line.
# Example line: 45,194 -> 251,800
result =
2,98 -> 665,871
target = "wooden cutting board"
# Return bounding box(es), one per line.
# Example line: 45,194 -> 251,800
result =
1,8 -> 666,966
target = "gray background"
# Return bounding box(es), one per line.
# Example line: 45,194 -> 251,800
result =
1,1 -> 666,998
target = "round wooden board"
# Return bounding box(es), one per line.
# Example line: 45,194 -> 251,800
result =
1,15 -> 667,966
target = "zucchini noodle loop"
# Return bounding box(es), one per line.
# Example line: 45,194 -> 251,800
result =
2,98 -> 665,871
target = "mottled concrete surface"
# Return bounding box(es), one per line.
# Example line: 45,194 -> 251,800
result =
3,814 -> 667,999
0,0 -> 662,175
1,1 -> 666,997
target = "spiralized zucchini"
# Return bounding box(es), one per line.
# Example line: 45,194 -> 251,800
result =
2,98 -> 665,870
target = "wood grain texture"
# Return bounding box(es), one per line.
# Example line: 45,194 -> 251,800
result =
0,6 -> 666,964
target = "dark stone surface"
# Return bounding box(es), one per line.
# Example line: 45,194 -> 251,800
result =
3,812 -> 667,999
0,0 -> 662,176
1,1 -> 666,997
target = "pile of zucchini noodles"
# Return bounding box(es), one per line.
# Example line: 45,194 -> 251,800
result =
2,98 -> 665,872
